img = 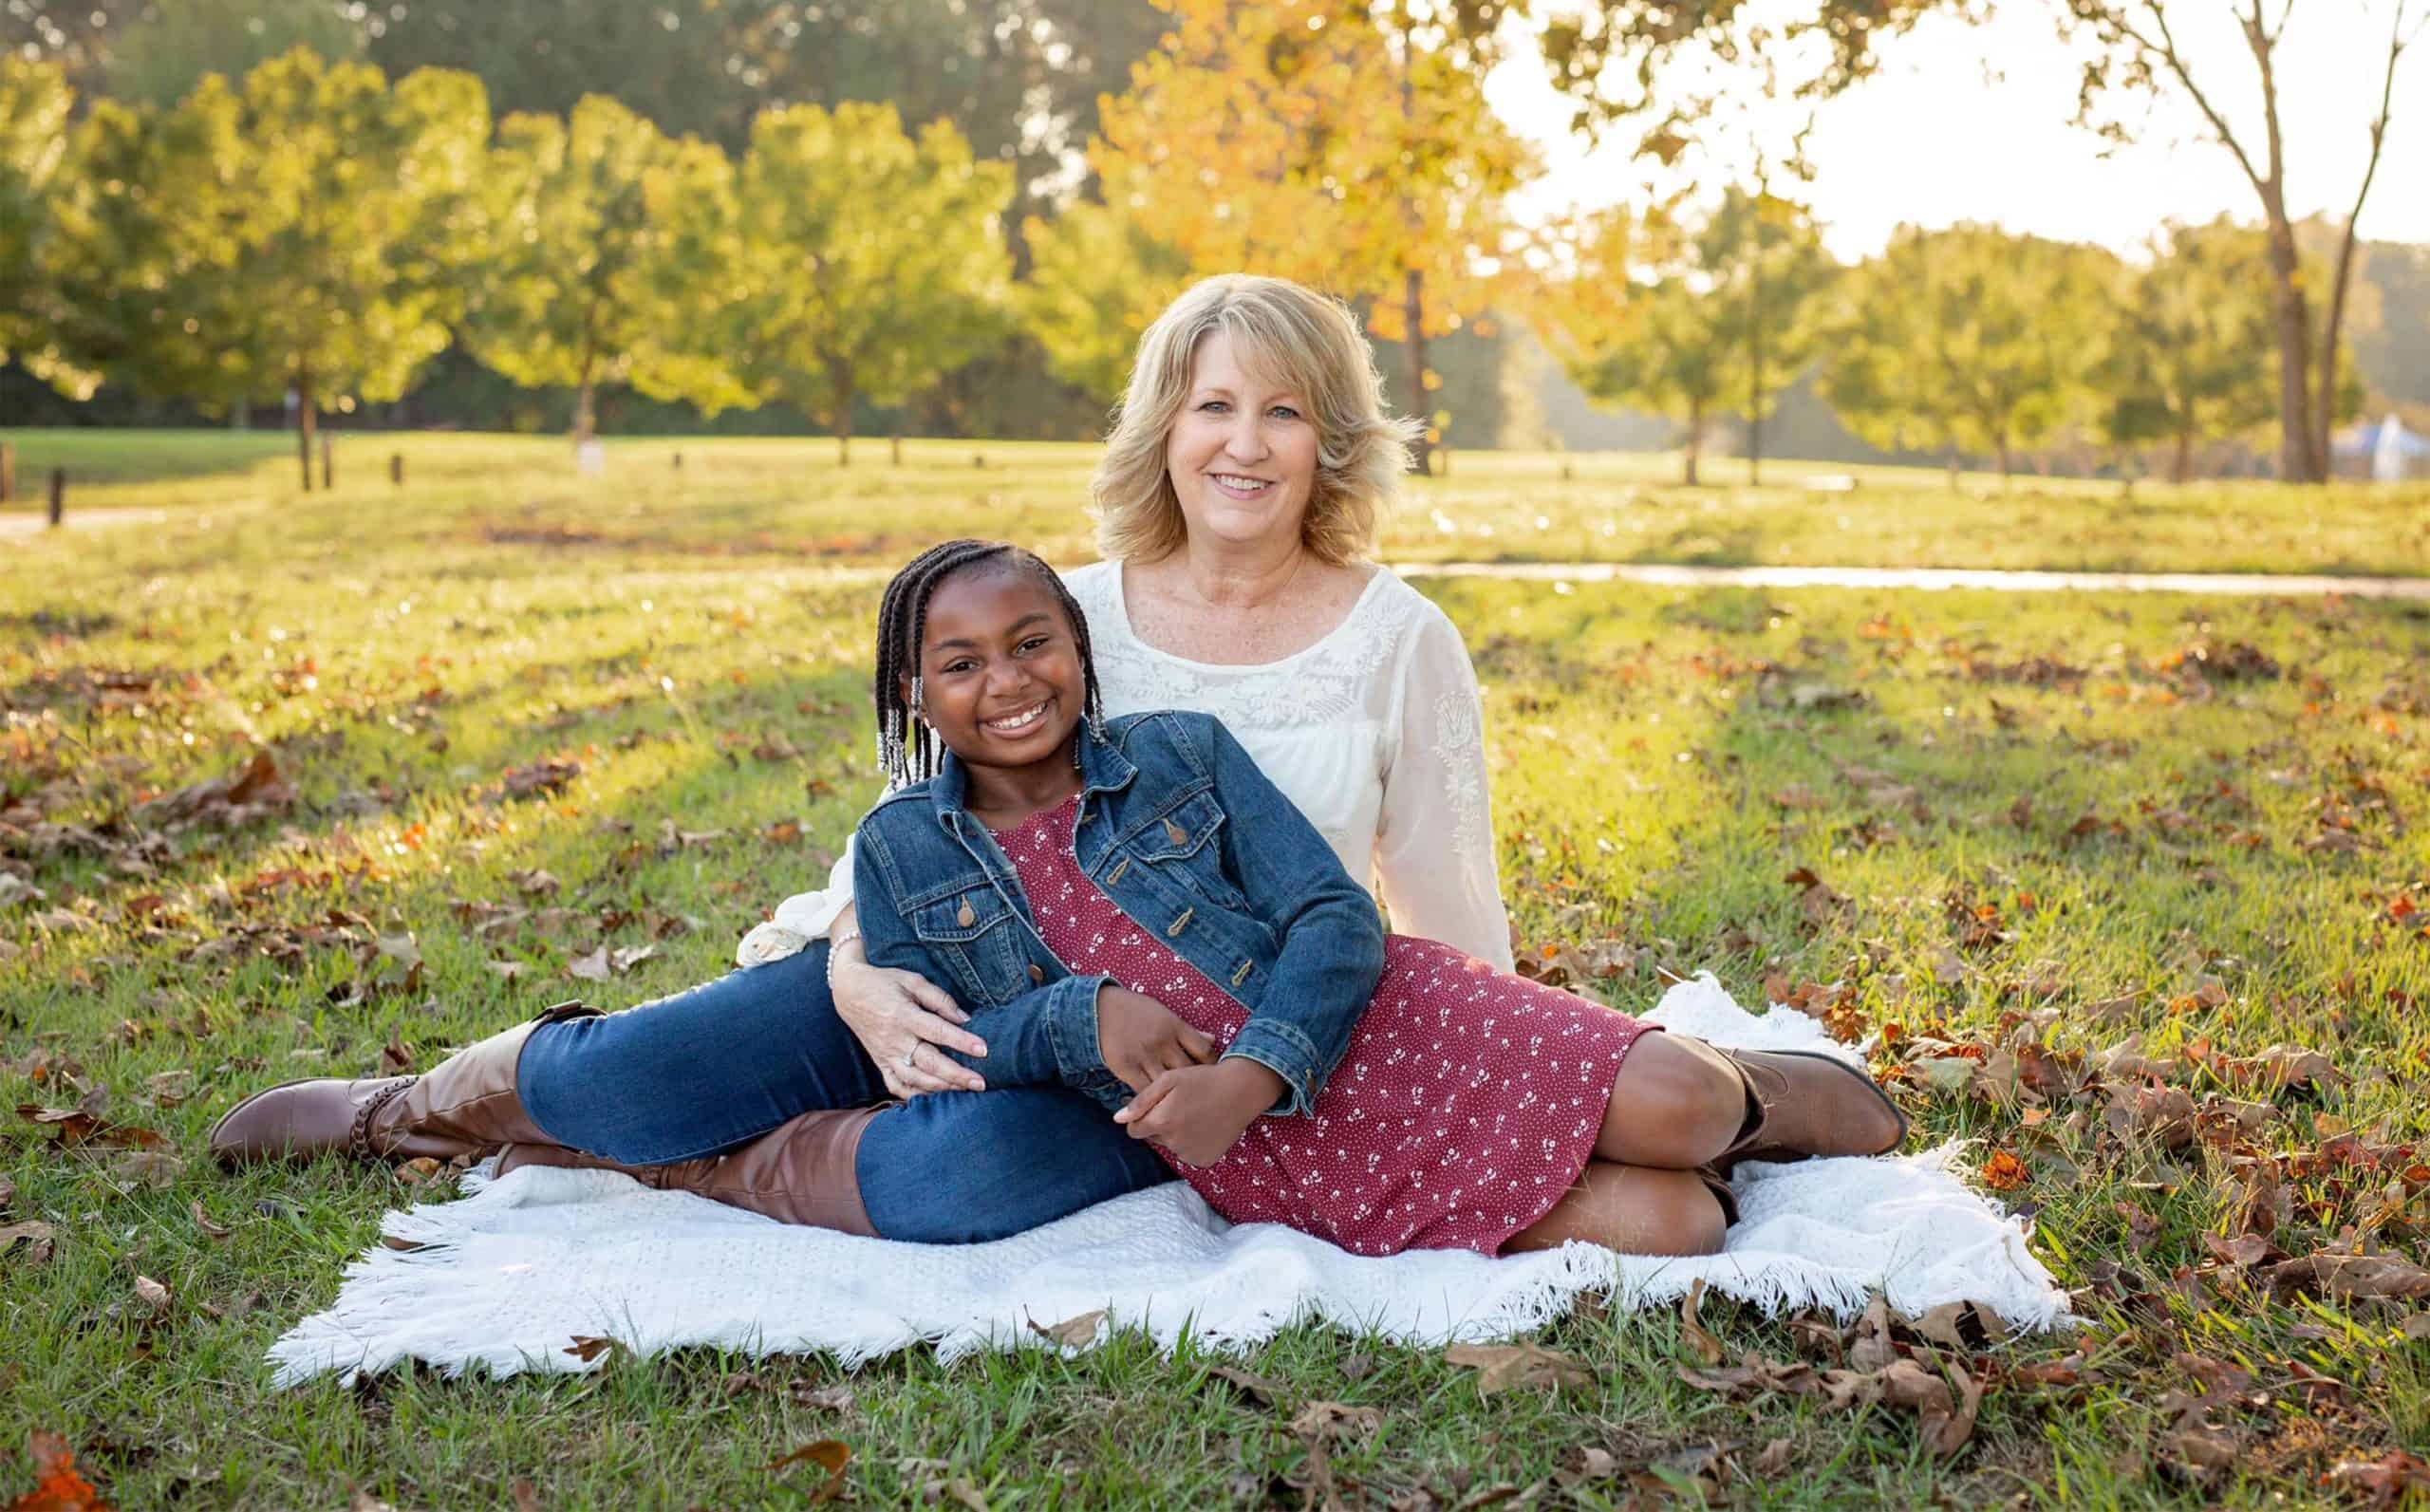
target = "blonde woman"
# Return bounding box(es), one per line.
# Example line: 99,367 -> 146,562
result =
212,275 -> 1898,1240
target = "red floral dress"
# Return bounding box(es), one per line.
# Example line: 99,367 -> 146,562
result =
994,796 -> 1654,1257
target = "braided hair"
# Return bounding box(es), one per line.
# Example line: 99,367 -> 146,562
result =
872,539 -> 1107,785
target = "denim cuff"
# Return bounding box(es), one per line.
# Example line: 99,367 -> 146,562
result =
1223,1017 -> 1326,1117
947,973 -> 1130,1116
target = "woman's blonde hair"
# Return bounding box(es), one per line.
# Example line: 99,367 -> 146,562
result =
1091,274 -> 1419,568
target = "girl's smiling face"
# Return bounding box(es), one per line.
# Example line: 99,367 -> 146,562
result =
1163,331 -> 1320,554
907,566 -> 1089,779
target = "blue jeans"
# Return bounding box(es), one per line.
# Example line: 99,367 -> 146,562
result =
514,943 -> 1172,1242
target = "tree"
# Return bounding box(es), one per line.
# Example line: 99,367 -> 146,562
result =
1015,185 -> 1194,403
0,57 -> 89,397
1091,0 -> 1537,474
471,96 -> 747,446
1700,184 -> 1834,483
2060,0 -> 2425,482
1821,224 -> 2103,480
50,48 -> 495,489
717,102 -> 1015,464
2090,218 -> 2278,482
104,0 -> 364,109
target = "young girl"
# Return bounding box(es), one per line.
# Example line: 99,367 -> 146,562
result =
851,540 -> 1907,1259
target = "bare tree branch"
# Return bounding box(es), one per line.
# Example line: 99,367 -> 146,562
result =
2314,0 -> 2414,448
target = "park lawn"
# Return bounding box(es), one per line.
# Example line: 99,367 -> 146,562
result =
5,481 -> 2430,1505
8,426 -> 2430,578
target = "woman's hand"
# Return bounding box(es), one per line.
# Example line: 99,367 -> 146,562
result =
1097,984 -> 1217,1092
829,944 -> 988,1098
1112,1058 -> 1283,1167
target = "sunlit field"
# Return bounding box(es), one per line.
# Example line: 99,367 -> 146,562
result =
7,439 -> 2430,1504
9,428 -> 2429,577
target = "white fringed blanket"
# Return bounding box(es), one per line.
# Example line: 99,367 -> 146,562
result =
267,975 -> 2073,1387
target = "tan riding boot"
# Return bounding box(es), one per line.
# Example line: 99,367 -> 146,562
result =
209,1001 -> 597,1169
1713,1048 -> 1908,1175
495,1106 -> 885,1238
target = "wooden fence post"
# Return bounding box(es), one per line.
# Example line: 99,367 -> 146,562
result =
0,441 -> 13,503
321,434 -> 333,490
47,468 -> 65,527
672,450 -> 683,471
390,453 -> 404,486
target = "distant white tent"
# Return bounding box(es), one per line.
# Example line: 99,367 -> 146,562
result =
2332,414 -> 2430,482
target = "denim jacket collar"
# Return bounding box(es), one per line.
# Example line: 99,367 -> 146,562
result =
925,725 -> 1138,842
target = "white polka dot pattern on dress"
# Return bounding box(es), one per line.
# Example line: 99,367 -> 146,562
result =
992,795 -> 1652,1257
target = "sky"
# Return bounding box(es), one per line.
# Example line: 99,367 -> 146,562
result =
1485,1 -> 2430,259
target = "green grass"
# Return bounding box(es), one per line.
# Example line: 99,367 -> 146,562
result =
7,441 -> 2430,1504
9,427 -> 2430,576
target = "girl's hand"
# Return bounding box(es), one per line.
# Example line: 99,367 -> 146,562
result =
830,949 -> 987,1098
1112,1059 -> 1283,1167
1096,984 -> 1218,1092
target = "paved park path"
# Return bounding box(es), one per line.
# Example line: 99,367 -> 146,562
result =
1395,560 -> 2430,599
0,507 -> 175,541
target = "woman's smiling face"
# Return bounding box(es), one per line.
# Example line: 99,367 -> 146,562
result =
907,566 -> 1088,777
1162,330 -> 1319,555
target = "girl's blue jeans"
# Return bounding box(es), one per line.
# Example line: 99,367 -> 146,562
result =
513,942 -> 1172,1242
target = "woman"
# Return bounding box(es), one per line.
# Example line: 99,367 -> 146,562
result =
211,275 -> 1893,1240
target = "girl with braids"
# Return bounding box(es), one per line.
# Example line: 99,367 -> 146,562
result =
845,539 -> 1905,1257
214,274 -> 1901,1248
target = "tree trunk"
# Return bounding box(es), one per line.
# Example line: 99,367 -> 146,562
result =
2171,429 -> 2194,485
891,414 -> 904,467
1748,232 -> 1766,487
1945,445 -> 1960,488
573,369 -> 597,447
832,362 -> 855,468
1996,437 -> 2014,481
2260,211 -> 2323,482
1403,266 -> 1431,476
1684,398 -> 1703,488
295,365 -> 316,494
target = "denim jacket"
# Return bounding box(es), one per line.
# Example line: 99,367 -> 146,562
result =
852,710 -> 1388,1117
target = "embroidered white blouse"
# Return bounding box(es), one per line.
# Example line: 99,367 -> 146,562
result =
737,560 -> 1514,974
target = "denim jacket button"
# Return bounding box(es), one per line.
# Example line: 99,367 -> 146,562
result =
1167,906 -> 1194,937
1230,960 -> 1252,987
1163,817 -> 1188,846
957,896 -> 976,927
1107,857 -> 1130,886
1028,962 -> 1046,984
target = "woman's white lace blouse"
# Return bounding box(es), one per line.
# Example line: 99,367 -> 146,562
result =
737,561 -> 1512,973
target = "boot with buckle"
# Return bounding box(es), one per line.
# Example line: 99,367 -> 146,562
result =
209,1000 -> 599,1169
495,1105 -> 886,1237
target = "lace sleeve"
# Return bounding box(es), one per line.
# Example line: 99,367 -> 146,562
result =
735,832 -> 859,967
1373,607 -> 1514,971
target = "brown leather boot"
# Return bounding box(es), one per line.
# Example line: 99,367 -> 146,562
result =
209,1001 -> 597,1169
1713,1048 -> 1907,1175
495,1106 -> 885,1238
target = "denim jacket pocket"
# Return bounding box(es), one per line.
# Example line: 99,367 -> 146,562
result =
906,885 -> 1028,1007
1124,791 -> 1246,909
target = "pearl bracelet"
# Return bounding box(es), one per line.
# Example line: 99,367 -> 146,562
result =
825,928 -> 862,990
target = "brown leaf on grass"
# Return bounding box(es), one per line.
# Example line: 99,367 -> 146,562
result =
1203,1365 -> 1283,1407
381,1030 -> 415,1076
109,1150 -> 184,1189
485,961 -> 532,981
14,1430 -> 109,1512
2199,1231 -> 2286,1270
1848,1297 -> 1897,1373
565,947 -> 613,983
608,944 -> 658,974
0,1170 -> 13,1212
502,758 -> 582,799
1879,1357 -> 1982,1457
563,1335 -> 619,1362
1903,1300 -> 2009,1353
393,1157 -> 445,1186
768,1440 -> 850,1504
1,1219 -> 58,1265
1026,1309 -> 1106,1349
507,869 -> 562,898
1770,783 -> 1825,811
1286,1401 -> 1383,1440
133,1273 -> 173,1315
2157,1423 -> 2239,1483
1444,1340 -> 1595,1395
2104,1085 -> 2197,1148
141,1070 -> 193,1107
1783,866 -> 1849,928
2328,1449 -> 2430,1503
1679,1279 -> 1727,1366
658,819 -> 728,849
188,1200 -> 232,1241
2266,1243 -> 2430,1300
1752,1437 -> 1795,1476
138,748 -> 295,827
2227,1044 -> 2348,1094
15,1104 -> 168,1150
510,1481 -> 539,1512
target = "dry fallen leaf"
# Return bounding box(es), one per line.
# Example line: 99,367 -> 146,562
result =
565,947 -> 613,983
1444,1340 -> 1595,1395
768,1440 -> 850,1504
1679,1279 -> 1727,1366
1287,1400 -> 1384,1440
1027,1309 -> 1107,1350
2327,1448 -> 2430,1503
563,1335 -> 619,1362
133,1273 -> 173,1315
110,1149 -> 184,1189
1904,1300 -> 2010,1353
15,1430 -> 108,1512
2267,1245 -> 2430,1300
188,1200 -> 232,1241
1,1219 -> 59,1265
1752,1437 -> 1796,1476
1203,1365 -> 1282,1407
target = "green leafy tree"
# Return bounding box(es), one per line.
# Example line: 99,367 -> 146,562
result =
1700,185 -> 1835,483
1014,187 -> 1193,403
471,95 -> 747,445
717,102 -> 1015,464
1821,224 -> 2103,480
50,48 -> 495,488
2091,217 -> 2278,482
0,57 -> 89,397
